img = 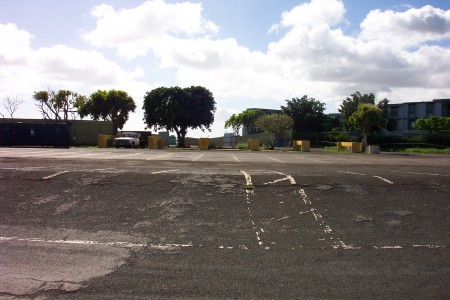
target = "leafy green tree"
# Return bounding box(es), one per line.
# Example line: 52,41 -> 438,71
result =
254,114 -> 293,150
281,95 -> 325,138
339,91 -> 392,131
414,116 -> 450,134
78,90 -> 136,135
143,86 -> 216,147
224,109 -> 263,135
33,89 -> 85,121
224,114 -> 241,136
348,104 -> 388,151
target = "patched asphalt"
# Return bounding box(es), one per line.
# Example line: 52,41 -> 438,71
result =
0,149 -> 449,299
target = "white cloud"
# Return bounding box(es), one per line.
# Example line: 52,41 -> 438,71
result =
83,0 -> 218,59
359,5 -> 450,49
0,23 -> 148,122
2,1 -> 450,137
276,0 -> 345,29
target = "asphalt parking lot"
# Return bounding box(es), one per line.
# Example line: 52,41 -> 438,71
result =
0,147 -> 449,299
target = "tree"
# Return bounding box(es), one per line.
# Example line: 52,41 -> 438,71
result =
224,109 -> 263,135
254,114 -> 293,149
348,104 -> 388,151
339,92 -> 376,130
2,96 -> 24,118
224,114 -> 241,136
414,116 -> 450,134
33,89 -> 84,121
281,96 -> 325,138
143,86 -> 216,148
339,91 -> 393,131
79,90 -> 136,135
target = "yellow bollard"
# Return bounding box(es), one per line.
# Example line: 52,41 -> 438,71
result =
199,138 -> 210,150
247,139 -> 260,151
293,140 -> 310,152
148,136 -> 159,149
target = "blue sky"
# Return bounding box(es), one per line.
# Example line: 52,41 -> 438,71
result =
1,0 -> 450,137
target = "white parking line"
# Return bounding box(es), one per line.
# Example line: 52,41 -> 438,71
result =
146,153 -> 174,160
42,171 -> 69,180
151,169 -> 179,174
391,171 -> 440,176
373,176 -> 394,185
105,152 -> 142,159
232,154 -> 240,162
264,155 -> 284,163
64,153 -> 100,159
192,154 -> 204,162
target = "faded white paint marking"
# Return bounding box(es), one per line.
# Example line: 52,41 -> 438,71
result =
391,171 -> 441,176
241,170 -> 263,247
105,152 -> 142,159
192,154 -> 204,162
240,170 -> 252,187
146,153 -> 174,160
308,158 -> 331,164
373,176 -> 394,185
379,245 -> 403,249
299,188 -> 357,250
264,178 -> 290,185
151,169 -> 180,174
273,171 -> 296,185
0,236 -> 146,248
278,216 -> 290,221
413,245 -> 446,249
42,171 -> 69,180
232,154 -> 240,162
338,170 -> 366,176
299,189 -> 312,205
264,155 -> 284,163
64,153 -> 99,159
0,236 -> 197,250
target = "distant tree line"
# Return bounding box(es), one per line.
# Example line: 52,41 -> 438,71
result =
30,86 -> 216,147
225,91 -> 394,151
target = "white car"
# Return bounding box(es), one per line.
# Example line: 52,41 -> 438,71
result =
114,132 -> 140,148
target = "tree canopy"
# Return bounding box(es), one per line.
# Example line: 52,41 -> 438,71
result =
224,109 -> 263,135
348,104 -> 388,151
339,91 -> 392,130
254,114 -> 293,149
78,89 -> 136,135
143,86 -> 216,147
281,95 -> 325,137
33,89 -> 85,122
414,116 -> 450,134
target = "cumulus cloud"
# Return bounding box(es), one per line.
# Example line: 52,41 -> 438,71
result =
83,0 -> 218,59
271,0 -> 345,31
359,5 -> 450,49
2,0 -> 450,136
0,22 -> 147,122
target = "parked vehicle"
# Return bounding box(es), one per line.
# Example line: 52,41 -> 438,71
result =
114,132 -> 140,148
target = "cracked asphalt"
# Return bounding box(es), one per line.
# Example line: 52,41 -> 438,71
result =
0,148 -> 449,299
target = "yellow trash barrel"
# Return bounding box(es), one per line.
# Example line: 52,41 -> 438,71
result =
247,139 -> 260,151
199,138 -> 210,150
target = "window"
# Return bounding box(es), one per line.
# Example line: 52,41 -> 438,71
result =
426,103 -> 434,115
408,104 -> 416,117
390,107 -> 398,117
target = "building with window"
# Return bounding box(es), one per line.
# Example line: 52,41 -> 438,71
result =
387,99 -> 450,131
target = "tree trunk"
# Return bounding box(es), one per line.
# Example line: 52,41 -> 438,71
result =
175,127 -> 187,148
362,133 -> 368,153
